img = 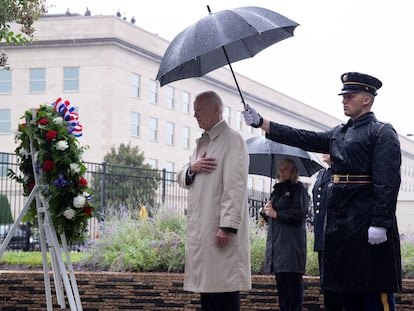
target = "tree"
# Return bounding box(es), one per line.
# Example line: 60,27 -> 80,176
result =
104,143 -> 153,168
92,144 -> 160,216
0,0 -> 47,69
0,194 -> 13,224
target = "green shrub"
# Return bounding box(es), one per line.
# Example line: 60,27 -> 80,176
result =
81,208 -> 413,278
249,224 -> 267,274
401,234 -> 414,278
306,233 -> 320,276
82,206 -> 321,275
82,206 -> 186,272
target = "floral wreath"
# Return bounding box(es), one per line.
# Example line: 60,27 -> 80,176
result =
8,98 -> 94,244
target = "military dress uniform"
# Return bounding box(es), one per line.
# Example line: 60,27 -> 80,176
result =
264,73 -> 402,310
313,167 -> 332,254
312,167 -> 343,310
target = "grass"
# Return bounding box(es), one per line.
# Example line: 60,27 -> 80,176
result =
0,250 -> 84,266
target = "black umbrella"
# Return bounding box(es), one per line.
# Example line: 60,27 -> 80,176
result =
246,136 -> 324,190
156,6 -> 298,108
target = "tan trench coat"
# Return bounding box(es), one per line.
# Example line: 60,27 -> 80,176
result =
178,120 -> 251,293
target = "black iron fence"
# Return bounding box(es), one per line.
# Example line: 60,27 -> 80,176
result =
0,152 -> 267,251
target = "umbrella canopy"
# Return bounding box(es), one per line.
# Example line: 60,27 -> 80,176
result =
156,6 -> 298,107
246,136 -> 324,179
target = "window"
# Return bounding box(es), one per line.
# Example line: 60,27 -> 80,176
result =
147,158 -> 158,169
182,91 -> 190,114
247,176 -> 253,189
236,110 -> 242,130
131,112 -> 140,137
0,70 -> 12,93
149,80 -> 158,104
166,86 -> 174,109
259,179 -> 266,193
166,122 -> 175,145
223,106 -> 230,124
0,153 -> 9,177
63,67 -> 79,91
182,126 -> 190,149
249,125 -> 254,134
149,117 -> 158,141
164,161 -> 175,183
130,73 -> 140,98
0,109 -> 11,133
30,68 -> 46,93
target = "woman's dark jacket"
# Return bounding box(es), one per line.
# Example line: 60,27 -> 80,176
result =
266,112 -> 402,294
264,181 -> 309,274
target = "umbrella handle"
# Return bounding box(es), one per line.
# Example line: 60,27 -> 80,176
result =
222,46 -> 247,110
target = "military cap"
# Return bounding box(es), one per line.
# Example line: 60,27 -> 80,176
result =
338,72 -> 382,96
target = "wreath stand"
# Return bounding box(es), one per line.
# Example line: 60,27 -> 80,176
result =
0,110 -> 83,311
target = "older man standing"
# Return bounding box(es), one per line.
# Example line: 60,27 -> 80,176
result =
178,91 -> 251,311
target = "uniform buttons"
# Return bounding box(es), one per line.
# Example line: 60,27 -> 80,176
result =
316,202 -> 320,206
317,194 -> 321,198
318,187 -> 322,191
316,210 -> 320,214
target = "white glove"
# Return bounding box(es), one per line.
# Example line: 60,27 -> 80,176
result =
368,226 -> 387,245
242,104 -> 262,128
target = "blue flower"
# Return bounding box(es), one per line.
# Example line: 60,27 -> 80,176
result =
53,173 -> 69,189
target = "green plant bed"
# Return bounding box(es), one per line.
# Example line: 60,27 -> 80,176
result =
82,207 -> 186,272
1,208 -> 413,280
81,207 -> 321,276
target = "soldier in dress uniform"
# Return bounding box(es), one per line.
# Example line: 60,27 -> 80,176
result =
312,154 -> 342,310
243,72 -> 402,311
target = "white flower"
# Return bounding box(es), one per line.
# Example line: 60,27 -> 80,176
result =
19,148 -> 30,158
70,163 -> 81,173
53,116 -> 63,125
82,191 -> 90,197
55,140 -> 69,151
73,195 -> 86,208
63,208 -> 76,219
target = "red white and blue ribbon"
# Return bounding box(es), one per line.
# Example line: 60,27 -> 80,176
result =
52,97 -> 83,137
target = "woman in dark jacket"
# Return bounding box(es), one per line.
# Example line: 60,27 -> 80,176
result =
263,158 -> 309,311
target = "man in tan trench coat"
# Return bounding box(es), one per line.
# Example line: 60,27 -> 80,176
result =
177,91 -> 251,311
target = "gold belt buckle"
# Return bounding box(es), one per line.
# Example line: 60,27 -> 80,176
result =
333,174 -> 340,183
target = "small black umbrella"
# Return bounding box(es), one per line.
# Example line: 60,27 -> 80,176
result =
156,6 -> 298,108
246,136 -> 324,190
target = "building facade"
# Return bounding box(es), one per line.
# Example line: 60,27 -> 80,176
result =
1,14 -> 414,232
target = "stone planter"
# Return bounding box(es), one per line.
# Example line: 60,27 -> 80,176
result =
1,271 -> 413,310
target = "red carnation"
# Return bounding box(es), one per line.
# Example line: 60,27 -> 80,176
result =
28,182 -> 35,191
45,130 -> 57,141
84,205 -> 93,216
78,176 -> 88,187
38,118 -> 48,125
43,160 -> 55,172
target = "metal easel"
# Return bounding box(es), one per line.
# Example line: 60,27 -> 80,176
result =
0,109 -> 82,310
